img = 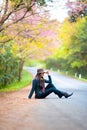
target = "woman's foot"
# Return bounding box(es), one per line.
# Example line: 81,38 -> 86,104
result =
64,92 -> 73,98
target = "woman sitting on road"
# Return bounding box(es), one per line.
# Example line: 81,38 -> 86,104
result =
28,69 -> 73,99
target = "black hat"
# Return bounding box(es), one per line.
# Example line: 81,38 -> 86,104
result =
37,68 -> 45,74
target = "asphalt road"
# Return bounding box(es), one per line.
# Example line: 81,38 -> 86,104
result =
25,67 -> 87,130
0,67 -> 87,130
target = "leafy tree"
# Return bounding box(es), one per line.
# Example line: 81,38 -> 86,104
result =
0,0 -> 55,87
0,1 -> 60,86
45,17 -> 87,78
67,18 -> 87,75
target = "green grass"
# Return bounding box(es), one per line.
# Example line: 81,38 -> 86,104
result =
57,70 -> 87,82
0,70 -> 32,92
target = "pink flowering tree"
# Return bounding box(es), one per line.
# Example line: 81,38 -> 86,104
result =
67,0 -> 87,22
0,0 -> 53,32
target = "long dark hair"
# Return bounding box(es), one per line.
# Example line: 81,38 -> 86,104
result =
35,73 -> 45,88
35,73 -> 43,80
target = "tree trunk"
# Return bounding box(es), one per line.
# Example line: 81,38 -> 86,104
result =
18,59 -> 25,82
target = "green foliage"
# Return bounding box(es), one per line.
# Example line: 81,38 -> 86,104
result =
45,57 -> 69,71
0,70 -> 32,92
0,43 -> 19,87
25,59 -> 42,67
45,58 -> 57,70
45,18 -> 87,79
67,18 -> 87,66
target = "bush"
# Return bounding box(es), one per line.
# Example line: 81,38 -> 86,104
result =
0,43 -> 19,87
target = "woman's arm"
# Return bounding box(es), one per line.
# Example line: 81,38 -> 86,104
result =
44,71 -> 52,84
28,79 -> 36,98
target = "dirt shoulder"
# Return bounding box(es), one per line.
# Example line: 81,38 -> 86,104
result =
0,85 -> 33,130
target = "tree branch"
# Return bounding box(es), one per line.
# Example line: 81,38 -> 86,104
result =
0,1 -> 35,32
0,38 -> 13,43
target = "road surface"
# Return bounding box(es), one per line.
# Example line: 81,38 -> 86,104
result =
0,67 -> 87,130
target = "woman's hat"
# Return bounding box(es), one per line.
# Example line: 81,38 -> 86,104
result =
37,68 -> 45,74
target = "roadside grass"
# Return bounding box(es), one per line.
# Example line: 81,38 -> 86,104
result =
80,78 -> 87,82
0,70 -> 32,92
57,71 -> 87,82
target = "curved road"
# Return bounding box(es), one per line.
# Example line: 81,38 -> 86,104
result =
0,67 -> 87,130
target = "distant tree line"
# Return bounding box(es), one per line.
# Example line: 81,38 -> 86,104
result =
45,17 -> 87,79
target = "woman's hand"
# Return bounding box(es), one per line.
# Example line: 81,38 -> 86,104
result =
45,71 -> 49,75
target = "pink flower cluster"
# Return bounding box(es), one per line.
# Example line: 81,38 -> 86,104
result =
66,1 -> 87,18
